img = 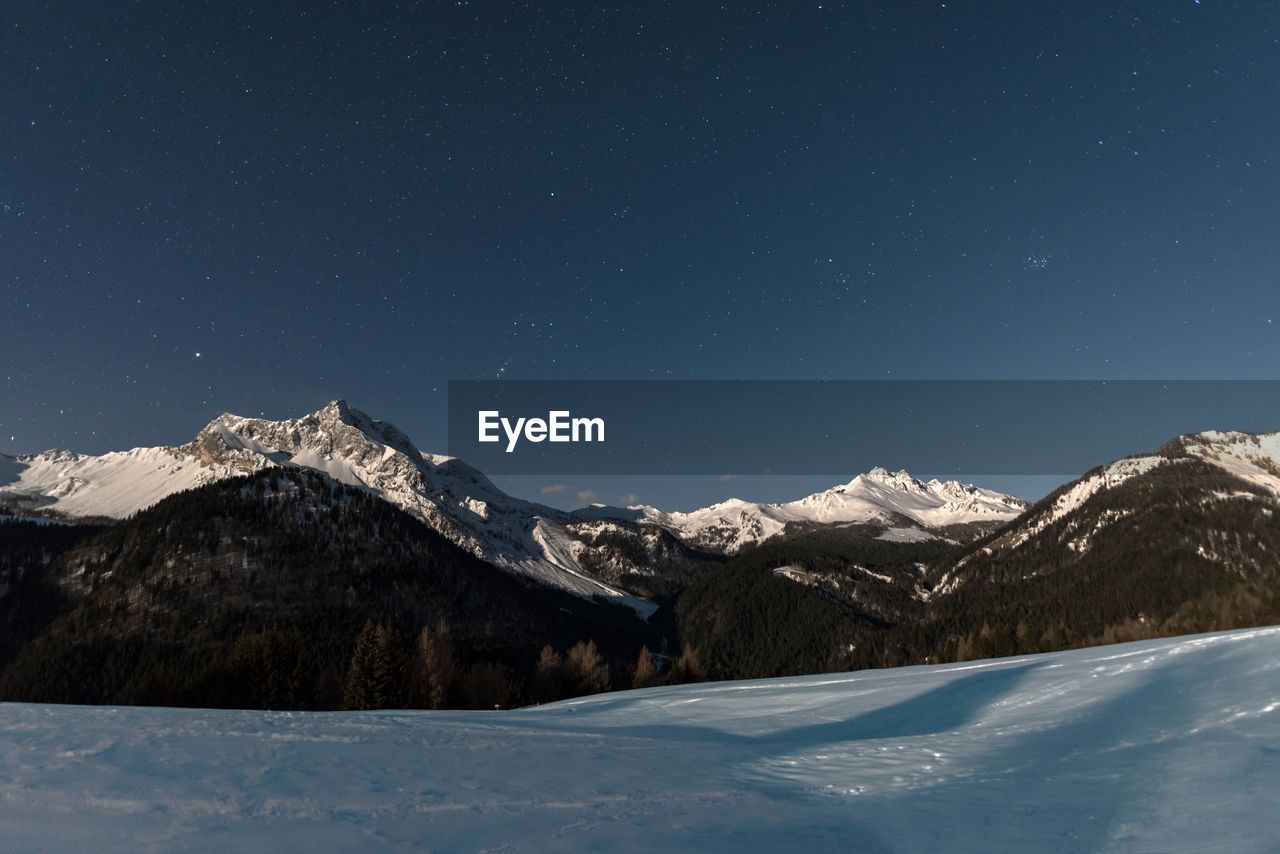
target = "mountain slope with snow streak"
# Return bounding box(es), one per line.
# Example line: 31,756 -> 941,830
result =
1178,430 -> 1280,496
0,626 -> 1276,852
931,427 -> 1280,603
981,427 -> 1280,562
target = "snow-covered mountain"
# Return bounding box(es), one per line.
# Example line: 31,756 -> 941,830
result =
0,401 -> 654,614
997,428 -> 1280,558
0,401 -> 1026,610
932,427 -> 1280,600
633,467 -> 1027,553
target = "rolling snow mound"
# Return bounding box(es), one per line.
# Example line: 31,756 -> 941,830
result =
1,626 -> 1276,851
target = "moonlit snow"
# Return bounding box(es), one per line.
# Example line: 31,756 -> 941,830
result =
2,627 -> 1277,851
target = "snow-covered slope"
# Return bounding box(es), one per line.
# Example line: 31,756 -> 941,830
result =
0,401 -> 652,615
0,446 -> 246,519
1,626 -> 1276,851
981,428 -> 1280,558
634,467 -> 1027,553
990,453 -> 1174,553
1178,429 -> 1280,496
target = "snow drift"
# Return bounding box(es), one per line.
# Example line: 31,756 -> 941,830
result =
0,626 -> 1276,852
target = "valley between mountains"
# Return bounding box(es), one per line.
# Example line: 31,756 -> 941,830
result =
1,401 -> 1278,710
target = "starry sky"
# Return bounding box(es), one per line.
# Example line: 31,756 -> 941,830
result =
3,2 -> 1278,509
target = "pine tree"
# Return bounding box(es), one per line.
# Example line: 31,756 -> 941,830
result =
566,639 -> 610,697
260,627 -> 307,710
412,618 -> 456,709
343,619 -> 380,710
343,620 -> 407,710
369,622 -> 408,709
411,625 -> 432,707
532,644 -> 567,703
667,645 -> 705,685
630,646 -> 660,690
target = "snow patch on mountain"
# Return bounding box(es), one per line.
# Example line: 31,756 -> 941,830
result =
1180,430 -> 1280,496
878,526 -> 940,543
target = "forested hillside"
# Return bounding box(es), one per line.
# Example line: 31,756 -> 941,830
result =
0,471 -> 675,709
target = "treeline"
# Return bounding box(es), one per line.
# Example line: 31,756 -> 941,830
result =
339,618 -> 705,710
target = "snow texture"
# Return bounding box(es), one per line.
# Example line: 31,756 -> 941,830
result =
1,627 -> 1277,852
1182,431 -> 1280,497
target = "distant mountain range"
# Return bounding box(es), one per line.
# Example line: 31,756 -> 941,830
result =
0,400 -> 1027,612
3,401 -> 1279,710
632,467 -> 1026,553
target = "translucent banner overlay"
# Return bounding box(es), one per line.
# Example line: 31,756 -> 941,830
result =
447,380 -> 1280,475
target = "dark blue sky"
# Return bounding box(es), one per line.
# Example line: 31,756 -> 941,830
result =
2,2 -> 1277,507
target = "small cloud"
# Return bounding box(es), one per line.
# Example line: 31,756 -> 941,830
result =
718,474 -> 738,482
617,493 -> 641,505
540,483 -> 573,495
577,489 -> 600,504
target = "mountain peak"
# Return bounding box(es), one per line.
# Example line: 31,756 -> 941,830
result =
854,467 -> 924,491
307,399 -> 373,434
318,399 -> 356,423
307,400 -> 422,454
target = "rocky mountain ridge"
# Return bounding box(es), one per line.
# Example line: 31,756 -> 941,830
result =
1,401 -> 1024,612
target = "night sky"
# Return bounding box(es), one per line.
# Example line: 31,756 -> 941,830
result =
3,2 -> 1278,508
